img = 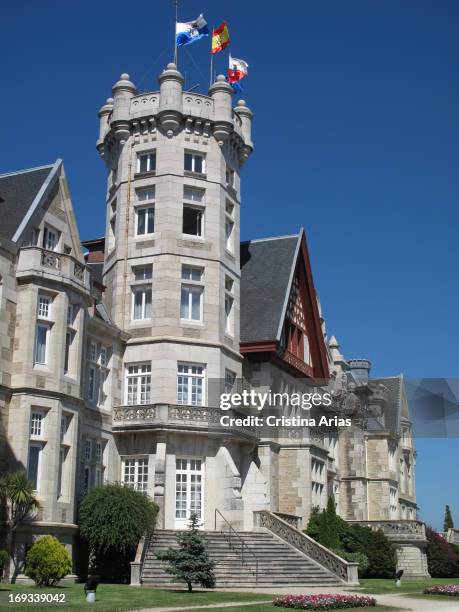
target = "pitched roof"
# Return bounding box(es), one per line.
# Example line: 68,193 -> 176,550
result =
240,234 -> 300,343
0,162 -> 61,242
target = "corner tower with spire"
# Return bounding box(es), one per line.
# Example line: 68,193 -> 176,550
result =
96,66 -> 254,528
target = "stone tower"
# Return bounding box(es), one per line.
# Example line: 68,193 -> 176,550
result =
96,65 -> 255,528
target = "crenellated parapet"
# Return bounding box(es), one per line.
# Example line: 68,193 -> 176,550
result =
96,64 -> 253,163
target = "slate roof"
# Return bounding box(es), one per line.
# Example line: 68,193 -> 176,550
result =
240,234 -> 299,343
0,165 -> 55,241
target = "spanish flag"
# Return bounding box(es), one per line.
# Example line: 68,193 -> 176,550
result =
211,22 -> 230,54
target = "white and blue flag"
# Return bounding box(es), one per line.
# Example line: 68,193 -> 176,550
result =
176,14 -> 209,47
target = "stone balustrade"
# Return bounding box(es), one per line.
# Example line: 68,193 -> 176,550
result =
253,511 -> 359,585
113,403 -> 258,441
17,247 -> 90,291
348,520 -> 426,540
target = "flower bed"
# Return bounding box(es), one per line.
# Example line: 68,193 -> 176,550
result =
273,593 -> 376,609
424,585 -> 459,596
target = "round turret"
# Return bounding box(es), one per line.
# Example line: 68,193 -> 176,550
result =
111,73 -> 137,142
158,63 -> 184,137
96,98 -> 114,153
208,74 -> 234,145
234,99 -> 253,160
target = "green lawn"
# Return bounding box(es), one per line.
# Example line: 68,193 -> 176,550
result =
354,577 -> 459,594
0,583 -> 272,612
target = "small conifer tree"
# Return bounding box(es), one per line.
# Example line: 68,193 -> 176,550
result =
157,513 -> 216,592
444,505 -> 455,531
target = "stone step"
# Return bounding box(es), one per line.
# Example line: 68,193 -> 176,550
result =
141,528 -> 340,588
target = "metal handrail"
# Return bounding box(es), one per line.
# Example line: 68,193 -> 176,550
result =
214,509 -> 258,584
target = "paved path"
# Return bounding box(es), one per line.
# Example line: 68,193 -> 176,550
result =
137,589 -> 459,612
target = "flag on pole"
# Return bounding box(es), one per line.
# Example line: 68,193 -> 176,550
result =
228,55 -> 248,83
230,81 -> 243,94
176,14 -> 209,47
211,22 -> 230,54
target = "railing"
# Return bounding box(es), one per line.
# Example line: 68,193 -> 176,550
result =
17,247 -> 90,290
348,520 -> 426,540
215,509 -> 258,584
113,403 -> 257,437
273,512 -> 301,529
131,530 -> 153,586
253,510 -> 359,585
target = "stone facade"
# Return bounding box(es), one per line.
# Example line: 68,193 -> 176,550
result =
0,63 -> 425,580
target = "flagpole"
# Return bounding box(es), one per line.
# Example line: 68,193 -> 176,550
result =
173,0 -> 178,66
209,47 -> 213,87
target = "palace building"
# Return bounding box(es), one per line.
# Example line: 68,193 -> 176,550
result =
0,64 -> 427,584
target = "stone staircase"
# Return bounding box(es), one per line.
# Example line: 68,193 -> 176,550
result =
141,529 -> 342,587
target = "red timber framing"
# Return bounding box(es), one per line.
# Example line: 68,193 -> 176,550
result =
240,230 -> 329,380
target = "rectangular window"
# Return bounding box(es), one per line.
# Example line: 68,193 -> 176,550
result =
137,152 -> 156,174
224,369 -> 236,394
184,152 -> 205,174
28,445 -> 41,491
43,226 -> 58,251
136,206 -> 155,236
57,447 -> 65,497
64,331 -> 72,374
84,439 -> 92,461
67,304 -> 77,327
88,366 -> 96,401
60,415 -> 68,442
34,325 -> 48,364
226,167 -> 235,187
126,364 -> 151,405
132,286 -> 152,320
183,205 -> 203,237
136,187 -> 155,201
180,286 -> 203,321
134,266 -> 153,281
123,458 -> 148,492
177,363 -> 205,406
224,294 -> 234,334
100,347 -> 108,367
95,441 -> 103,464
184,186 -> 204,202
89,342 -> 97,362
225,218 -> 234,252
30,412 -> 43,437
95,468 -> 103,487
225,201 -> 234,216
182,265 -> 203,281
38,295 -> 51,318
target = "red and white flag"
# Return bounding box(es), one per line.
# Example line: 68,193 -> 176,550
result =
228,55 -> 249,83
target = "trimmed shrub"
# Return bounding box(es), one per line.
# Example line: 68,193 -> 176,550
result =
79,484 -> 158,583
25,536 -> 72,586
334,549 -> 369,576
426,527 -> 459,578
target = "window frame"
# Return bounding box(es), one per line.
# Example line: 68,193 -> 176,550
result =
30,411 -> 44,438
184,151 -> 206,175
125,363 -> 152,405
131,285 -> 152,321
34,323 -> 49,365
122,457 -> 149,492
135,205 -> 155,236
27,444 -> 42,492
182,204 -> 204,238
177,362 -> 206,406
137,151 -> 156,174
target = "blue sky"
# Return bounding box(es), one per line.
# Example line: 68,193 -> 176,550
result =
2,1 -> 458,530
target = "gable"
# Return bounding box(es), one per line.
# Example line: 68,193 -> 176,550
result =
240,230 -> 329,379
0,165 -> 54,242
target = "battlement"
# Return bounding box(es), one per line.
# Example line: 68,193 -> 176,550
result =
96,64 -> 253,162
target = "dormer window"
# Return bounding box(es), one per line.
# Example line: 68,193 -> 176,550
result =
43,226 -> 59,251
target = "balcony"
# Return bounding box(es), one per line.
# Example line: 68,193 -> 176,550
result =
17,247 -> 90,292
112,403 -> 258,442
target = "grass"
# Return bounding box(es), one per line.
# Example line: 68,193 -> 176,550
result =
0,583 -> 273,612
354,577 -> 459,595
